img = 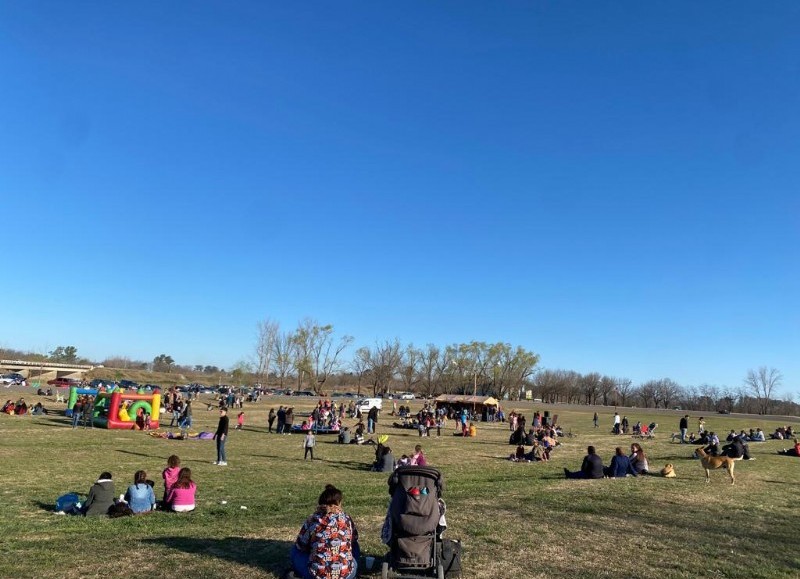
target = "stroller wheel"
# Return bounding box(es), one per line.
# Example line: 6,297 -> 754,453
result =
437,563 -> 445,579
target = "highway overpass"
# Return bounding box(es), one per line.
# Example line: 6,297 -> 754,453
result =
0,359 -> 95,382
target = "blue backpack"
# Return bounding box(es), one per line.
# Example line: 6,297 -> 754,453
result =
56,493 -> 80,513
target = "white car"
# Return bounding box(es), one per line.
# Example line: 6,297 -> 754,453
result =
399,392 -> 415,400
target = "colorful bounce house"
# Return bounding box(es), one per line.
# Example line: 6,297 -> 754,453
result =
66,386 -> 161,429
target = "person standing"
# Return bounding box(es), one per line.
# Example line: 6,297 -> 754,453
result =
613,412 -> 621,435
276,406 -> 286,434
593,412 -> 598,428
679,415 -> 689,444
213,408 -> 229,466
268,407 -> 276,433
72,398 -> 83,429
304,430 -> 316,460
179,400 -> 192,438
367,406 -> 378,434
698,417 -> 706,435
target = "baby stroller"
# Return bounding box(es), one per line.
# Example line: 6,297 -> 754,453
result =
381,466 -> 457,579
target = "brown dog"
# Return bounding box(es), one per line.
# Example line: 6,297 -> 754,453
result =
696,447 -> 739,485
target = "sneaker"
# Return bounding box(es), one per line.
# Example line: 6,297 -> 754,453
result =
218,461 -> 228,466
212,461 -> 218,465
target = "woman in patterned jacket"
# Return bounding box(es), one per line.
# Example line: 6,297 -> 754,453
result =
291,484 -> 360,579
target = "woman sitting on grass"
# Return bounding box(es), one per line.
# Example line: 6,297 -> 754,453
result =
125,470 -> 156,513
162,455 -> 181,507
165,468 -> 196,512
291,484 -> 360,579
604,447 -> 633,478
629,443 -> 649,475
83,472 -> 116,516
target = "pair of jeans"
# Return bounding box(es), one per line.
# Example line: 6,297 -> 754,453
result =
367,418 -> 374,434
290,545 -> 359,579
216,436 -> 226,462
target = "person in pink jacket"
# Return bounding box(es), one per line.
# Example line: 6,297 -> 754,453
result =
162,455 -> 181,507
165,467 -> 196,512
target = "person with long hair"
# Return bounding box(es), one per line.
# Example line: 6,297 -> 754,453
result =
629,443 -> 649,475
162,455 -> 181,507
165,467 -> 196,512
292,484 -> 360,579
125,470 -> 156,513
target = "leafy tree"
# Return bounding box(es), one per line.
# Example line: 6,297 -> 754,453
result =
49,346 -> 78,363
153,354 -> 175,373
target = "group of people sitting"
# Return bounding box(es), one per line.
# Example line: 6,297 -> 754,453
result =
63,454 -> 196,516
770,425 -> 796,440
2,398 -> 28,415
693,432 -> 755,460
564,444 -> 650,478
508,439 -> 551,462
371,443 -> 428,472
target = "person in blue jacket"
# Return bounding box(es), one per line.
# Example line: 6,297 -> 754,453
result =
124,470 -> 156,513
604,447 -> 634,478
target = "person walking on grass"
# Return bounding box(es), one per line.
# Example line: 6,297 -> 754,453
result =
593,412 -> 598,428
213,407 -> 229,466
304,430 -> 316,460
236,411 -> 244,430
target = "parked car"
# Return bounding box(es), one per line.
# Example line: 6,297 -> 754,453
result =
293,390 -> 315,397
47,377 -> 81,387
399,392 -> 416,400
118,380 -> 139,389
1,373 -> 25,385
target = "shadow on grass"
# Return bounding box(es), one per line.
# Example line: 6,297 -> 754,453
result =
143,536 -> 293,575
34,500 -> 56,512
318,458 -> 373,472
32,417 -> 72,428
117,449 -> 163,459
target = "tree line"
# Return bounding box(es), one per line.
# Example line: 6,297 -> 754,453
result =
1,324 -> 794,416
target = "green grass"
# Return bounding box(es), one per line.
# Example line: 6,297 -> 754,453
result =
2,395 -> 799,578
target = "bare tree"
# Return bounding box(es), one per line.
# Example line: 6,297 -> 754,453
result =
350,346 -> 371,397
744,366 -> 783,415
398,344 -> 422,395
272,331 -> 296,389
291,318 -> 353,394
365,340 -> 402,396
418,344 -> 441,398
657,378 -> 682,409
615,378 -> 633,407
580,373 -> 601,405
255,319 -> 279,385
636,381 -> 658,408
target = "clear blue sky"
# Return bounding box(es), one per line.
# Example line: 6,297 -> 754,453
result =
2,2 -> 798,395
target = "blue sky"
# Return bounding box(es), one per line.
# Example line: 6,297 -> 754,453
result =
1,2 -> 798,394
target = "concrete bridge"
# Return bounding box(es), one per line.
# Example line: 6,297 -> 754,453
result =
0,359 -> 95,382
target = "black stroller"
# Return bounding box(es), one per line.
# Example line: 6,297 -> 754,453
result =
381,466 -> 458,579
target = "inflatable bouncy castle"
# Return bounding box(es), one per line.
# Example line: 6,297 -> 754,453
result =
66,386 -> 161,429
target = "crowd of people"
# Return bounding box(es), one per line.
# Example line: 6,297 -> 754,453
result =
63,454 -> 196,517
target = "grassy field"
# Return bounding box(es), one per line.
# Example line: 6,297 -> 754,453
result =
2,393 -> 798,579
